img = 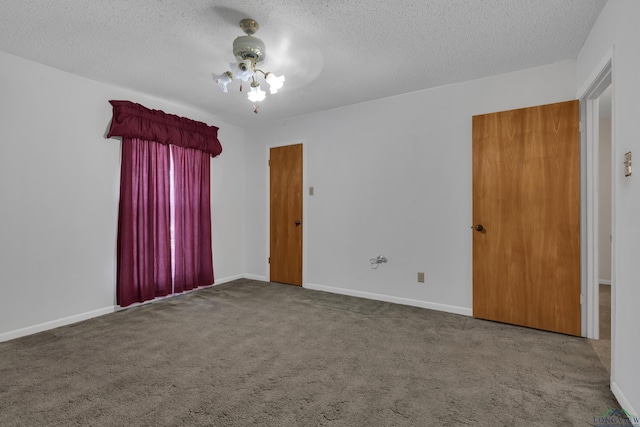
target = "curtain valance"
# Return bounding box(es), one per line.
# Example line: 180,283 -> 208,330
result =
106,100 -> 222,157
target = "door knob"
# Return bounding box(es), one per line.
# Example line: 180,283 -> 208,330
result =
295,220 -> 301,226
473,224 -> 484,232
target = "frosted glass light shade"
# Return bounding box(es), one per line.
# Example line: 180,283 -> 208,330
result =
265,72 -> 285,94
230,57 -> 255,81
212,71 -> 233,92
247,85 -> 266,102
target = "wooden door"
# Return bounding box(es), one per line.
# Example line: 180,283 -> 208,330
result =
270,144 -> 303,286
472,100 -> 581,336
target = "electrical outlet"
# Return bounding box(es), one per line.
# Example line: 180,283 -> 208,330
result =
417,272 -> 425,283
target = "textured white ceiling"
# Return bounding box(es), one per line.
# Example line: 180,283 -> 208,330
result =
0,1 -> 606,126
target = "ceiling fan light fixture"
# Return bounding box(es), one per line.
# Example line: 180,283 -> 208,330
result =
247,81 -> 266,103
229,57 -> 255,82
265,72 -> 285,94
212,18 -> 285,113
212,71 -> 233,92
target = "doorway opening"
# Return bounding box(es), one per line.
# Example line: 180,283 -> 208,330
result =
594,84 -> 612,373
578,50 -> 613,376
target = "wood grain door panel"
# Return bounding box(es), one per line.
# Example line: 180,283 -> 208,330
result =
472,100 -> 581,336
270,144 -> 303,286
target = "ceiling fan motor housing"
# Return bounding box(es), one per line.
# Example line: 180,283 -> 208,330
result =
233,35 -> 266,64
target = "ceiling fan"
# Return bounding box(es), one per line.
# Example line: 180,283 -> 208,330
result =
212,19 -> 285,113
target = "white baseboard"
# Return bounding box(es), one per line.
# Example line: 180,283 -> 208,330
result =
304,283 -> 472,317
242,274 -> 268,282
214,274 -> 245,284
0,274 -> 267,343
1,276 -> 471,343
0,306 -> 115,343
611,381 -> 640,426
599,280 -> 612,285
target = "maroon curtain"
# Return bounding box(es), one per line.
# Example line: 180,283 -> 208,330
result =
107,100 -> 222,157
117,138 -> 172,307
172,145 -> 214,292
109,100 -> 221,307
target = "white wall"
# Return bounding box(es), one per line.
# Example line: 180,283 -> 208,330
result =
577,0 -> 640,415
0,51 -> 245,340
599,117 -> 612,283
244,60 -> 577,314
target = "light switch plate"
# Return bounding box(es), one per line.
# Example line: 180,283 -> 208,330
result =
309,186 -> 314,195
625,152 -> 632,177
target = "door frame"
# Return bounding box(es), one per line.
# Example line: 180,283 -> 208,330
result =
577,47 -> 614,342
265,139 -> 308,286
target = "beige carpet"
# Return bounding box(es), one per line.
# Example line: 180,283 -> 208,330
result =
0,279 -> 619,426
